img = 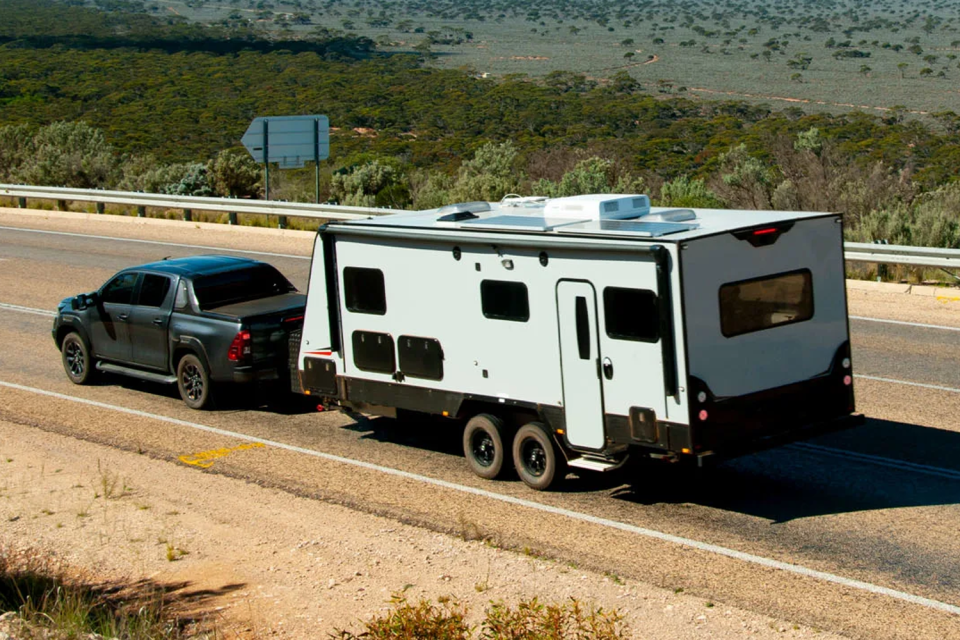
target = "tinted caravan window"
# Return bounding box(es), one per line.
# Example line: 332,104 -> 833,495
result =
480,280 -> 529,322
344,267 -> 386,315
719,269 -> 813,337
603,287 -> 659,342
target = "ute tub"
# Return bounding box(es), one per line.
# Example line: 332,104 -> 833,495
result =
688,343 -> 859,460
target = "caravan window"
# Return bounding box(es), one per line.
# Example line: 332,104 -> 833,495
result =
344,267 -> 386,315
480,280 -> 529,322
603,287 -> 659,342
719,269 -> 813,338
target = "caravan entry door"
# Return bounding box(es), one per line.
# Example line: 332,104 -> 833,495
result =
556,281 -> 605,450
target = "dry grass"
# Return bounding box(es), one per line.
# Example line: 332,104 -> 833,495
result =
332,594 -> 628,639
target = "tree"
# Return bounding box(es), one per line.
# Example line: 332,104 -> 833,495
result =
659,176 -> 724,208
450,141 -> 524,203
207,148 -> 261,198
859,65 -> 871,76
898,62 -> 909,78
330,160 -> 409,207
14,121 -> 119,188
713,144 -> 775,209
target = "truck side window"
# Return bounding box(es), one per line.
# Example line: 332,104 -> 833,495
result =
719,269 -> 813,337
603,287 -> 659,342
101,273 -> 138,305
174,280 -> 190,310
138,274 -> 172,308
480,280 -> 529,322
344,267 -> 386,315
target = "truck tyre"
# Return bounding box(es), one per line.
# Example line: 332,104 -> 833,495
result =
463,414 -> 509,480
177,353 -> 213,410
61,332 -> 96,385
513,422 -> 566,491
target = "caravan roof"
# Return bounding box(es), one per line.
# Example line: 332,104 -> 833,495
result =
339,194 -> 833,244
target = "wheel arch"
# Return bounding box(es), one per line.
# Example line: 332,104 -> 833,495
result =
56,323 -> 92,354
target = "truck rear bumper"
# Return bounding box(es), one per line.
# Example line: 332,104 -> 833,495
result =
230,366 -> 281,384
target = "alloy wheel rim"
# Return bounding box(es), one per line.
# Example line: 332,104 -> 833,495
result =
521,438 -> 547,477
182,363 -> 203,401
65,341 -> 84,377
472,430 -> 496,467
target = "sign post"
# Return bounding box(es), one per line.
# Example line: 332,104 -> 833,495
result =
242,115 -> 330,209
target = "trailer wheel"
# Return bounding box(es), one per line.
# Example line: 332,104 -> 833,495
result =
513,422 -> 566,491
463,414 -> 509,480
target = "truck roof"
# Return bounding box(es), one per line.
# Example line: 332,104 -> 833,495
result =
336,194 -> 834,244
132,255 -> 261,277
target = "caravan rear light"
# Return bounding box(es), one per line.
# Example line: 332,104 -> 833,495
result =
698,409 -> 708,421
697,391 -> 707,403
228,330 -> 252,362
843,375 -> 852,386
752,227 -> 778,236
842,357 -> 851,369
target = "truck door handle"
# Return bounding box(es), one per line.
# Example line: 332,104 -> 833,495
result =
118,313 -> 129,321
602,357 -> 614,380
152,318 -> 164,326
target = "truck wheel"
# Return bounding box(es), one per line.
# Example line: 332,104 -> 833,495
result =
61,332 -> 96,385
177,354 -> 213,410
513,422 -> 566,491
463,414 -> 509,480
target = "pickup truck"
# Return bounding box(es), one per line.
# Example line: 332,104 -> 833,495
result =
52,255 -> 306,409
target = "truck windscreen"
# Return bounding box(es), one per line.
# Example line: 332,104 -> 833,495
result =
193,265 -> 296,310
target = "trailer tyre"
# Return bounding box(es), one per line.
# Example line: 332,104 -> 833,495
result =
513,422 -> 566,491
61,332 -> 96,385
177,353 -> 213,410
463,414 -> 509,480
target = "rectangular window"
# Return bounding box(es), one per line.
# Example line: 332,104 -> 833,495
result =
101,273 -> 138,305
352,330 -> 395,374
398,336 -> 444,380
193,265 -> 296,310
344,267 -> 386,315
480,280 -> 529,322
137,274 -> 172,308
603,287 -> 659,342
719,269 -> 813,338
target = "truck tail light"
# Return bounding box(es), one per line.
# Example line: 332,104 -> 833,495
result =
228,330 -> 252,362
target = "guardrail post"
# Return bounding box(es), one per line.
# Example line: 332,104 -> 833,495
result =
95,202 -> 105,214
137,206 -> 146,218
228,212 -> 238,225
17,197 -> 26,208
278,215 -> 287,230
57,200 -> 67,211
183,209 -> 192,222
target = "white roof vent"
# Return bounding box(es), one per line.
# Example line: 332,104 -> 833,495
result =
543,194 -> 650,220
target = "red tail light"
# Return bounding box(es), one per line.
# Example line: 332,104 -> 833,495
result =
228,330 -> 252,362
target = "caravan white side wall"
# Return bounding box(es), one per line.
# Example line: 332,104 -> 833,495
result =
330,235 -> 689,430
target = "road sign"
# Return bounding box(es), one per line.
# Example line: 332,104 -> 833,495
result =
241,115 -> 329,169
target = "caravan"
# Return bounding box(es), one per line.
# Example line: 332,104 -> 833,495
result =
292,194 -> 858,490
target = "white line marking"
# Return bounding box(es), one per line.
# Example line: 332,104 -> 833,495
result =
850,316 -> 960,333
0,226 -> 309,260
0,302 -> 56,317
857,374 -> 960,394
1,380 -> 958,616
788,443 -> 960,481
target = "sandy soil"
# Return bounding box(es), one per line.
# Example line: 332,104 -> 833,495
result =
0,421 -> 842,639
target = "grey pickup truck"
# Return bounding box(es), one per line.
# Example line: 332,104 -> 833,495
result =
52,255 -> 306,409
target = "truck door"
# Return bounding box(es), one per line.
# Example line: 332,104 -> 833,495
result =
89,272 -> 137,363
129,273 -> 174,370
556,280 -> 605,450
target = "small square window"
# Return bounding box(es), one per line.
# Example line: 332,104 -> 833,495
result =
480,280 -> 529,322
344,267 -> 386,315
603,287 -> 659,342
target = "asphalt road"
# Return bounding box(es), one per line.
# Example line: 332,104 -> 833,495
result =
2,211 -> 960,639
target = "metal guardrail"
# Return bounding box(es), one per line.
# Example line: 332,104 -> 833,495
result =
2,184 -> 959,269
844,242 -> 960,269
0,184 -> 390,227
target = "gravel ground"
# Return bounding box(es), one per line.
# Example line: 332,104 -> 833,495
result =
0,420 -> 843,639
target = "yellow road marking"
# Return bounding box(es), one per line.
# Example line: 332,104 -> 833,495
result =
178,442 -> 266,469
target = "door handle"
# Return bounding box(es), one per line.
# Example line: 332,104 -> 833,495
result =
602,357 -> 614,380
152,318 -> 164,326
118,313 -> 129,321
